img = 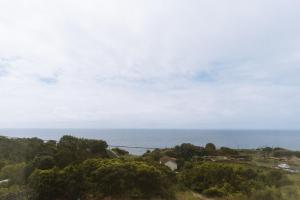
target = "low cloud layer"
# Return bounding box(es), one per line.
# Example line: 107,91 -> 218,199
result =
0,0 -> 300,129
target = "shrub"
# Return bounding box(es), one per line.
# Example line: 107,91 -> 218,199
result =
0,163 -> 26,185
82,159 -> 175,199
203,187 -> 225,197
28,168 -> 64,200
32,156 -> 55,170
29,158 -> 175,199
111,148 -> 129,156
178,162 -> 287,198
205,143 -> 216,152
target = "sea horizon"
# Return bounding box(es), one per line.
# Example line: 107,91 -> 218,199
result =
1,128 -> 300,154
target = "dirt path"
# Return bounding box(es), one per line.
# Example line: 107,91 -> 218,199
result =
192,192 -> 215,200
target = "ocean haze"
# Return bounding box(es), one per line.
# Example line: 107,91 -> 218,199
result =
1,129 -> 299,154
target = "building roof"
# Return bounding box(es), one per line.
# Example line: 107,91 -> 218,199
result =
160,156 -> 177,164
0,179 -> 9,185
278,163 -> 290,169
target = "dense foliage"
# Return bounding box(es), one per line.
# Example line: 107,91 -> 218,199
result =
1,135 -> 299,200
0,135 -> 108,166
179,162 -> 289,197
142,143 -> 240,169
0,136 -> 176,199
28,159 -> 175,200
111,147 -> 129,156
260,147 -> 300,158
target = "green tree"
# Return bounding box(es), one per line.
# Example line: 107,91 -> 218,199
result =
178,162 -> 286,197
174,143 -> 205,160
55,135 -> 108,167
29,158 -> 175,199
219,147 -> 239,155
29,168 -> 64,200
0,163 -> 26,185
82,159 -> 175,199
205,143 -> 216,152
32,155 -> 55,170
111,148 -> 129,156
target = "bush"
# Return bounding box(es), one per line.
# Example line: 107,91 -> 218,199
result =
0,185 -> 27,200
0,163 -> 26,185
205,143 -> 216,152
219,147 -> 239,155
55,136 -> 108,167
178,162 -> 287,197
203,187 -> 224,197
82,159 -> 175,199
249,187 -> 282,200
111,148 -> 129,156
28,168 -> 65,200
29,158 -> 176,199
32,156 -> 55,170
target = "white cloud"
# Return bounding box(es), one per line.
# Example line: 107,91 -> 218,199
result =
0,0 -> 300,128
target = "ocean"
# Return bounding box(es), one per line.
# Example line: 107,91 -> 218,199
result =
0,129 -> 299,155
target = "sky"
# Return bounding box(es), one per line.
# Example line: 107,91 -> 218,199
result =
0,0 -> 300,129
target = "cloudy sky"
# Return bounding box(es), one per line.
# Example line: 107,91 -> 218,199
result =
0,0 -> 300,129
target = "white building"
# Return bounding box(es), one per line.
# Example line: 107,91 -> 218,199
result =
277,163 -> 298,173
160,156 -> 177,171
0,179 -> 9,185
278,163 -> 290,169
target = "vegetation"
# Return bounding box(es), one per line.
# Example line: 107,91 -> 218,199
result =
111,147 -> 129,156
28,159 -> 175,200
179,162 -> 288,197
1,135 -> 300,199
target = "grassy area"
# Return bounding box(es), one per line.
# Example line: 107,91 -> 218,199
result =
279,173 -> 300,199
174,148 -> 300,200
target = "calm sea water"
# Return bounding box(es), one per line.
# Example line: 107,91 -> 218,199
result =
0,129 -> 299,154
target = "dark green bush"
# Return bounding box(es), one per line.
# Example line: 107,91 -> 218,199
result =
203,187 -> 225,197
29,158 -> 175,200
111,147 -> 129,156
178,162 -> 286,197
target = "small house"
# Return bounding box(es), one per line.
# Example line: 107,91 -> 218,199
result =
277,163 -> 298,173
160,156 -> 177,171
0,179 -> 9,185
278,163 -> 290,169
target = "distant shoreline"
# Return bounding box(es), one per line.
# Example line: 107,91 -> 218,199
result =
1,129 -> 300,154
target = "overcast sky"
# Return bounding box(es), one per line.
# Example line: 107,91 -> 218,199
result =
0,0 -> 300,129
